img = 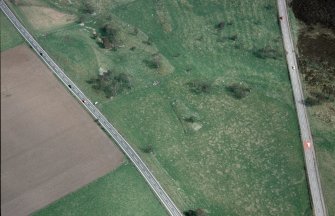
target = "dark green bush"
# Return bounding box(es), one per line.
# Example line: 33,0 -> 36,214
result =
80,1 -> 94,14
100,24 -> 118,45
216,21 -> 225,30
87,70 -> 131,98
304,96 -> 321,106
143,54 -> 161,69
253,46 -> 280,59
184,209 -> 207,216
141,145 -> 153,153
226,83 -> 251,99
187,80 -> 212,94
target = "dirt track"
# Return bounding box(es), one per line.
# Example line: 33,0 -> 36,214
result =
1,45 -> 124,216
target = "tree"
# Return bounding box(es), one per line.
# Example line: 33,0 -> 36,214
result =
226,83 -> 251,99
102,37 -> 113,49
184,210 -> 197,216
184,209 -> 207,216
81,1 -> 94,14
115,73 -> 131,89
216,21 -> 225,30
228,35 -> 238,41
141,145 -> 153,153
253,46 -> 280,59
104,24 -> 116,36
87,70 -> 131,98
187,80 -> 212,94
144,54 -> 162,69
101,24 -> 118,45
304,96 -> 320,106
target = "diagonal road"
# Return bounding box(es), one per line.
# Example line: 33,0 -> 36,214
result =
0,1 -> 182,215
277,0 -> 327,216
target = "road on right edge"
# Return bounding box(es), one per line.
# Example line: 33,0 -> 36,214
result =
277,1 -> 327,216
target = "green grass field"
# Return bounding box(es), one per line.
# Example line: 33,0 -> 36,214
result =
33,162 -> 168,216
0,12 -> 23,51
10,0 -> 313,215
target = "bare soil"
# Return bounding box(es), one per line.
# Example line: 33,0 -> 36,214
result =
1,45 -> 124,216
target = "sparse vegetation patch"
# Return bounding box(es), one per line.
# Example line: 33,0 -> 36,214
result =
171,99 -> 202,133
253,45 -> 280,59
87,70 -> 131,98
186,80 -> 212,94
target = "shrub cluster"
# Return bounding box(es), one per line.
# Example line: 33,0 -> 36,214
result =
143,54 -> 162,69
187,80 -> 212,94
141,145 -> 153,153
226,83 -> 251,99
253,46 -> 280,59
99,24 -> 118,49
184,209 -> 207,216
87,70 -> 131,98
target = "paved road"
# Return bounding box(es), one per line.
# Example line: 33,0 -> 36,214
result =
277,1 -> 327,216
0,1 -> 182,216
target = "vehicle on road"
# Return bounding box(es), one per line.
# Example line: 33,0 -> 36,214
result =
304,141 -> 311,149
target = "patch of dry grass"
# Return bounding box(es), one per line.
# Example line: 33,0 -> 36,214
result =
19,5 -> 75,31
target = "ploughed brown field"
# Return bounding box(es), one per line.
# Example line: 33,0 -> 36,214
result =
1,45 -> 124,216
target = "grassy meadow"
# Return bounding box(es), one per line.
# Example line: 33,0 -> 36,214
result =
8,0 -> 314,215
0,12 -> 23,51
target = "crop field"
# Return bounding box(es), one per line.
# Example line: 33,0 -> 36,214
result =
8,0 -> 313,215
0,12 -> 23,51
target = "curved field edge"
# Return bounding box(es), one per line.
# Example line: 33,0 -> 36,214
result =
12,0 -> 312,215
32,162 -> 168,216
